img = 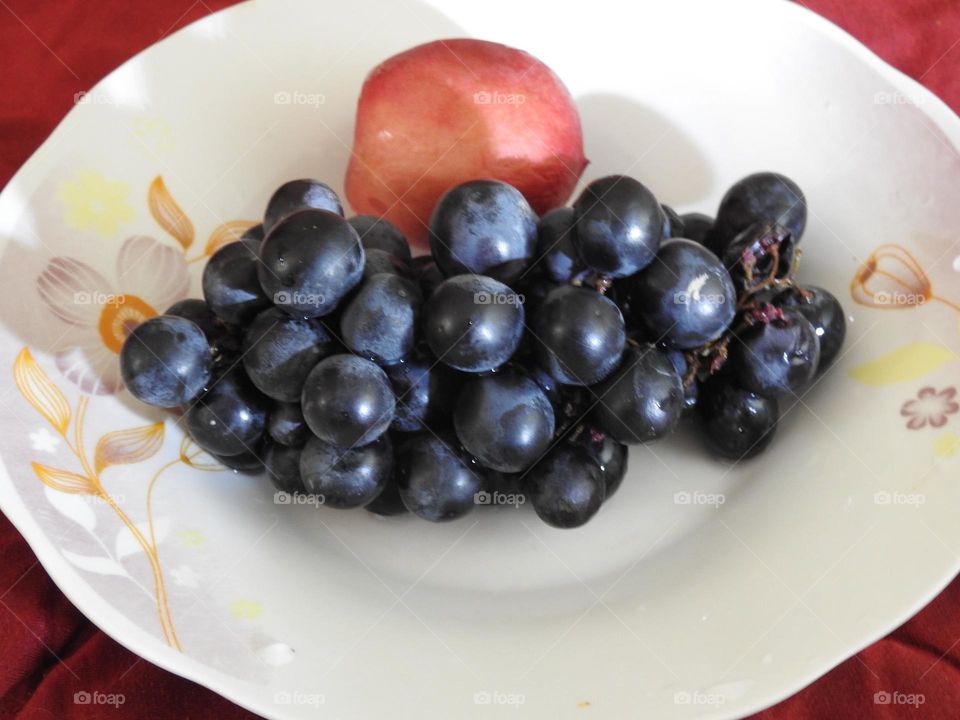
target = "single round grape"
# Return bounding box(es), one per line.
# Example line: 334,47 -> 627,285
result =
731,307 -> 820,397
423,275 -> 525,373
263,179 -> 342,235
573,175 -> 662,277
386,352 -> 459,433
299,434 -> 392,509
215,448 -> 264,474
454,369 -> 556,473
396,434 -> 483,522
592,343 -> 684,444
535,207 -> 583,283
568,425 -> 629,500
267,402 -> 309,447
363,249 -> 411,281
185,368 -> 269,456
164,298 -> 228,343
301,354 -> 396,447
242,307 -> 337,402
120,316 -> 212,408
264,442 -> 303,493
258,209 -> 364,318
429,180 -> 537,284
348,215 -> 412,263
528,445 -> 606,529
661,204 -> 684,240
341,274 -> 422,365
711,172 -> 806,253
679,212 -> 714,245
721,222 -> 796,290
364,473 -> 409,517
202,238 -> 271,325
532,285 -> 625,386
697,375 -> 779,459
628,238 -> 736,349
775,285 -> 846,369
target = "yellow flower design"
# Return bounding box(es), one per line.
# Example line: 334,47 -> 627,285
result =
177,529 -> 207,547
934,433 -> 960,458
58,170 -> 135,237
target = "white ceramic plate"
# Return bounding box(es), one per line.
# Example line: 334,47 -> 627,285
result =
1,0 -> 959,717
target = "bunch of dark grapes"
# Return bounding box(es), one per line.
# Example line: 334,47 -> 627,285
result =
120,172 -> 845,529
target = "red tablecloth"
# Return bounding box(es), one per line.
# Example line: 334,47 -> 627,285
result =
1,1 -> 958,718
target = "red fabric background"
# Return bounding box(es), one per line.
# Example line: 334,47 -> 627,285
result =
0,1 -> 958,718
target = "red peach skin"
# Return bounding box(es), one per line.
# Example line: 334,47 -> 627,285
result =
345,39 -> 588,249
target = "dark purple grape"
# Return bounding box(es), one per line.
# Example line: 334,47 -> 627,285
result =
568,426 -> 629,499
348,215 -> 411,263
722,222 -> 796,291
535,207 -> 583,283
185,368 -> 269,456
264,442 -> 303,493
730,307 -> 820,397
301,354 -> 395,447
242,307 -> 337,402
396,434 -> 483,522
711,172 -> 806,253
202,238 -> 271,325
528,445 -> 606,529
215,448 -> 264,474
661,204 -> 684,240
454,369 -> 555,473
697,375 -> 779,459
267,402 -> 309,447
299,434 -> 392,509
263,179 -> 342,235
341,274 -> 422,365
386,352 -> 459,433
775,286 -> 846,369
364,471 -> 408,517
679,212 -> 714,245
592,343 -> 684,444
120,316 -> 212,408
573,175 -> 662,278
533,285 -> 625,386
363,249 -> 411,281
423,275 -> 524,373
429,180 -> 537,284
258,209 -> 364,318
629,238 -> 736,349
